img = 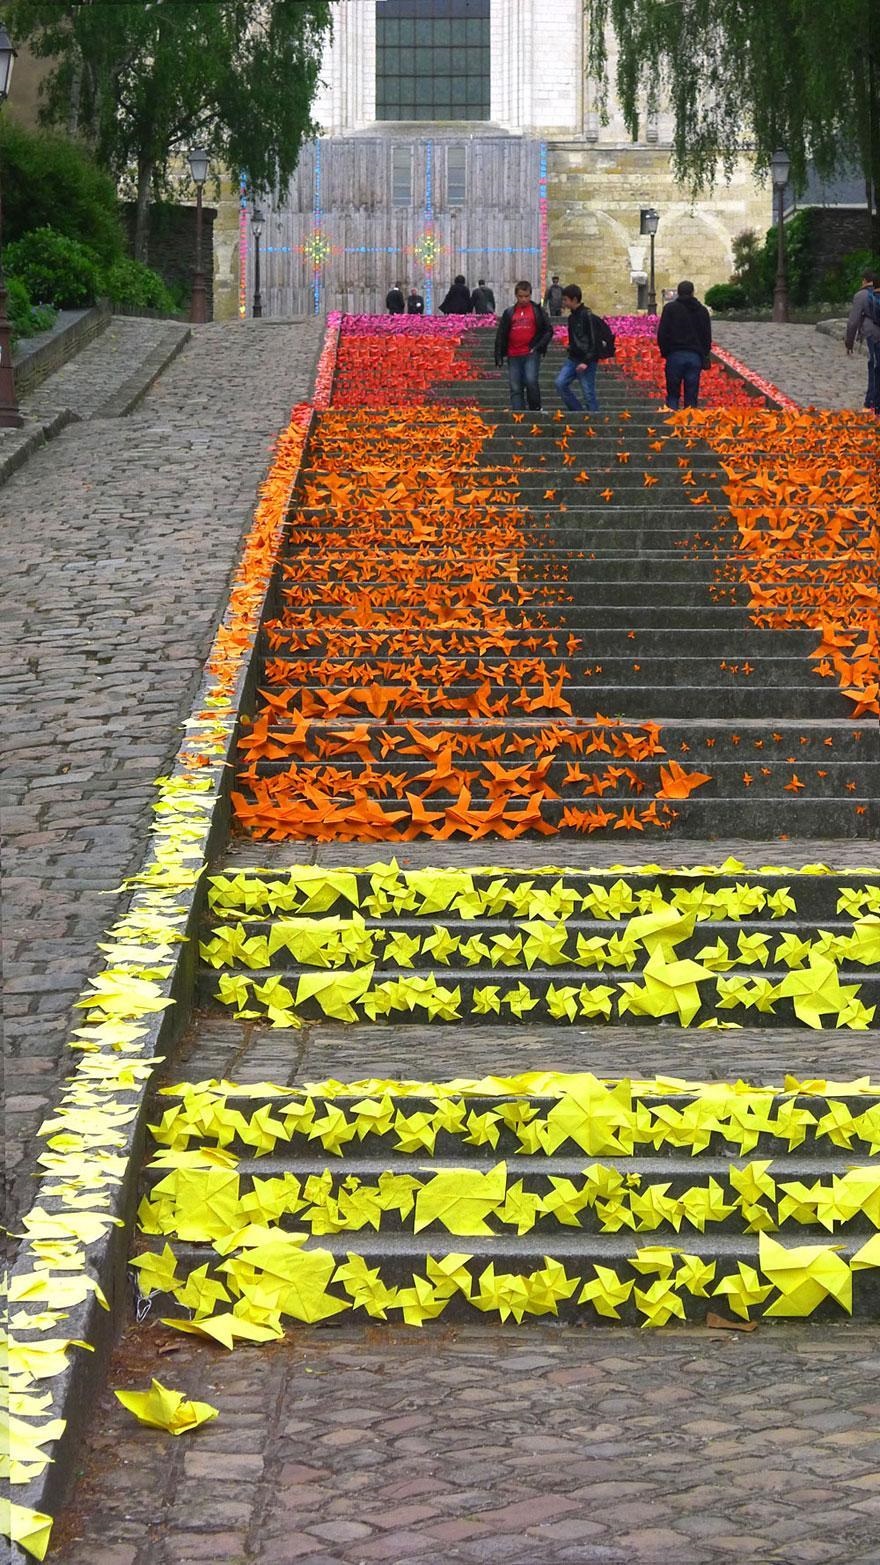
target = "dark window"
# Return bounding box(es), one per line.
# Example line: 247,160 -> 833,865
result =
376,0 -> 490,122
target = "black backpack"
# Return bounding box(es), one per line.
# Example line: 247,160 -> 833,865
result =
592,313 -> 616,360
865,286 -> 880,328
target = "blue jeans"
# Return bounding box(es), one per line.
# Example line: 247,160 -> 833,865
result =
866,337 -> 880,412
556,357 -> 598,412
665,349 -> 703,409
507,351 -> 542,410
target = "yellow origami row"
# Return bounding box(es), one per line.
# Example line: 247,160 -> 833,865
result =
138,1229 -> 880,1334
149,1078 -> 880,1157
137,1158 -> 880,1241
212,949 -> 876,1029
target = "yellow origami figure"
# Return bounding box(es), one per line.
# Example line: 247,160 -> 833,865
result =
114,1378 -> 218,1434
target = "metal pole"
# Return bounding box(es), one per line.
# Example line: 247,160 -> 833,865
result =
190,183 -> 208,324
648,231 -> 657,316
772,184 -> 789,322
252,233 -> 262,318
0,153 -> 23,427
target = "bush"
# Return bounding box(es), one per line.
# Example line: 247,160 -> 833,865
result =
759,209 -> 815,307
730,229 -> 767,305
5,227 -> 101,309
705,282 -> 748,312
101,257 -> 176,314
0,119 -> 124,265
6,275 -> 57,342
817,248 -> 880,304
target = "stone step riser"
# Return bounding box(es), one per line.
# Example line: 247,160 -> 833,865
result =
251,686 -> 856,720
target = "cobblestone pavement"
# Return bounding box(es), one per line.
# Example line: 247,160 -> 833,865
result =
1,318 -> 323,1234
53,1322 -> 880,1565
24,317 -> 184,421
712,321 -> 872,411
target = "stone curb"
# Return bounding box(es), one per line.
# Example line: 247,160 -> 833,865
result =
2,325 -> 335,1562
90,322 -> 192,419
0,322 -> 192,493
12,302 -> 111,397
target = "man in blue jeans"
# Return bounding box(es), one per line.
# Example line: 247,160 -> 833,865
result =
494,281 -> 553,409
656,280 -> 712,409
845,269 -> 880,414
555,285 -> 614,412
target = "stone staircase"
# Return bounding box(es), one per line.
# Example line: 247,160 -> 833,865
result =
132,318 -> 879,1337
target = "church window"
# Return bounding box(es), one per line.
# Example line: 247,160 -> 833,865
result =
446,145 -> 467,204
392,144 -> 414,204
376,0 -> 490,122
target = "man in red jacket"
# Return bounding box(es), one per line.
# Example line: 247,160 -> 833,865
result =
494,281 -> 554,410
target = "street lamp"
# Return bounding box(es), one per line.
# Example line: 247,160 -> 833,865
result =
643,207 -> 660,316
770,147 -> 791,323
0,23 -> 23,428
251,206 -> 264,319
187,146 -> 210,324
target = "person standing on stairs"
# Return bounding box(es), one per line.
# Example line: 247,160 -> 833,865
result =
543,274 -> 564,318
471,278 -> 496,314
439,274 -> 473,314
494,280 -> 554,410
406,286 -> 425,315
555,284 -> 615,413
844,268 -> 880,414
385,282 -> 406,314
656,279 -> 713,409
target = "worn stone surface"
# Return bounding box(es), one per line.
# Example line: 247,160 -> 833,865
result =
0,318 -> 324,1235
712,321 -> 872,411
53,1323 -> 880,1565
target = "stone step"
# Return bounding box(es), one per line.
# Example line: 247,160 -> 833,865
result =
263,630 -> 822,656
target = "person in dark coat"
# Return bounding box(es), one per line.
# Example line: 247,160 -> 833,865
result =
471,278 -> 496,314
439,275 -> 472,314
385,282 -> 405,314
494,280 -> 554,410
406,287 -> 425,315
656,279 -> 712,408
845,268 -> 880,414
555,284 -> 615,413
543,275 -> 564,318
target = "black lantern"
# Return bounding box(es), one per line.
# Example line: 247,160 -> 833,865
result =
643,208 -> 659,316
251,206 -> 264,319
0,22 -> 23,427
770,148 -> 791,323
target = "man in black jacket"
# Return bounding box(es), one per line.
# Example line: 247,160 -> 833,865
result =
385,282 -> 405,314
656,280 -> 712,408
555,284 -> 614,412
439,275 -> 473,314
494,281 -> 554,409
471,278 -> 496,314
406,287 -> 425,315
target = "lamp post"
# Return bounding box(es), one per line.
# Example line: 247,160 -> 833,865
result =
770,147 -> 791,323
251,206 -> 264,319
0,23 -> 23,428
643,207 -> 660,316
188,146 -> 210,324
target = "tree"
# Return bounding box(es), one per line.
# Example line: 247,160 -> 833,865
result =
7,0 -> 333,257
585,0 -> 879,231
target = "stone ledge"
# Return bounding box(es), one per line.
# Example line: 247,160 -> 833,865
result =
91,323 -> 192,419
12,301 -> 112,396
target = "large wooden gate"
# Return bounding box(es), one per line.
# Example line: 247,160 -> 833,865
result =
256,135 -> 545,316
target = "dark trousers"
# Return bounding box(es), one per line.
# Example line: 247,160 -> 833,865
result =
507,351 -> 542,410
866,338 -> 880,412
664,349 -> 703,409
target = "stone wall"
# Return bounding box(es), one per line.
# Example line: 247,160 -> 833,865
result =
547,145 -> 772,315
807,207 -> 880,289
121,203 -> 217,317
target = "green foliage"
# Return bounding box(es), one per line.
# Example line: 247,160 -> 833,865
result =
0,118 -> 123,265
818,249 -> 880,302
7,0 -> 333,253
585,0 -> 880,206
705,283 -> 749,312
101,258 -> 176,315
6,274 -> 57,341
759,209 -> 815,307
730,230 -> 767,305
5,227 -> 101,309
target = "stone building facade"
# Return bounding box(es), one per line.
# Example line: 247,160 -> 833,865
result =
236,0 -> 772,319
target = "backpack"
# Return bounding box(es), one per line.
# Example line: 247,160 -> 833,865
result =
592,313 -> 616,360
865,287 -> 880,328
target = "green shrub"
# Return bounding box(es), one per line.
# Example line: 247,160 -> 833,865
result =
5,227 -> 101,309
0,119 -> 124,265
6,275 -> 57,341
730,229 -> 768,305
101,257 -> 176,314
705,282 -> 748,312
817,249 -> 880,304
759,209 -> 815,307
